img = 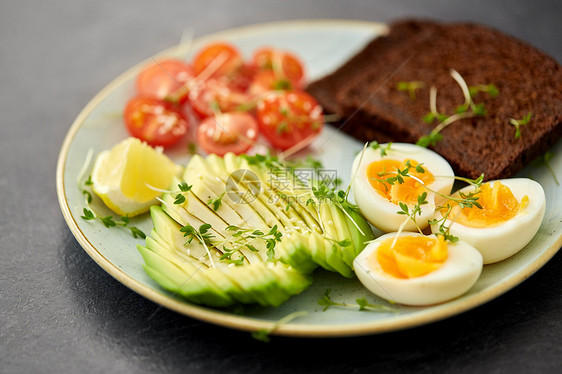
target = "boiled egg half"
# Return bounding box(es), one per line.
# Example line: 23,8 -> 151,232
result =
351,143 -> 455,232
353,232 -> 483,306
430,178 -> 545,264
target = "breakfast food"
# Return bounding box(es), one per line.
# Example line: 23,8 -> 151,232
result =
136,152 -> 375,307
306,19 -> 562,181
79,33 -> 552,312
354,232 -> 483,306
125,42 -> 324,153
431,178 -> 546,264
351,142 -> 455,232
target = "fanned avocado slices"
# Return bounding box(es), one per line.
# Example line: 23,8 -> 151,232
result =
138,153 -> 374,307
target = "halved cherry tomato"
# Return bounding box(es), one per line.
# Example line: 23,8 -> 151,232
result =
196,112 -> 259,156
228,63 -> 257,91
252,48 -> 305,89
135,59 -> 193,103
124,96 -> 189,147
256,90 -> 323,151
248,70 -> 295,98
190,78 -> 251,119
193,42 -> 244,80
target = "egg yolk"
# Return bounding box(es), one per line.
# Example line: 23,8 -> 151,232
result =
452,181 -> 529,228
371,235 -> 448,279
366,159 -> 434,204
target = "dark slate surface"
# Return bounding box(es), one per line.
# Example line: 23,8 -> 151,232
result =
1,1 -> 561,373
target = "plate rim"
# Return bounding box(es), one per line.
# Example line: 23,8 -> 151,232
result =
56,19 -> 562,338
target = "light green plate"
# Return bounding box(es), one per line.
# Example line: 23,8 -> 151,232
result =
56,20 -> 562,337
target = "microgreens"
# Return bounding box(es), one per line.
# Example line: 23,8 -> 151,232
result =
509,112 -> 532,139
174,182 -> 192,204
219,246 -> 246,266
318,289 -> 397,313
187,142 -> 198,155
274,79 -> 292,90
81,208 -> 146,239
396,81 -> 425,100
251,310 -> 309,342
396,192 -> 429,233
468,83 -> 499,99
225,224 -> 282,261
428,205 -> 459,243
372,162 -> 484,241
207,192 -> 225,211
369,140 -> 392,157
180,223 -> 216,267
417,70 -> 497,148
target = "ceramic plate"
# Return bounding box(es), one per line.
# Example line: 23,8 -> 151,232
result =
56,20 -> 562,337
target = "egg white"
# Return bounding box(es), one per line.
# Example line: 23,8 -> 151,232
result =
351,143 -> 455,233
430,178 -> 546,264
353,232 -> 483,306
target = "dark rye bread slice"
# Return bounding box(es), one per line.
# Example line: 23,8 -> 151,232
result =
306,19 -> 562,181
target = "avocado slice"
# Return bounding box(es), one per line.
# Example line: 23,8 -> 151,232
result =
316,202 -> 355,277
138,245 -> 234,307
183,156 -> 269,230
276,231 -> 319,274
342,204 -> 376,258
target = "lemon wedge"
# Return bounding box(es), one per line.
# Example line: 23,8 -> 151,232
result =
91,137 -> 181,217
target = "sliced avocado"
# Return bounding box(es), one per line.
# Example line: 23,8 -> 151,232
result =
139,153 -> 377,308
238,156 -> 322,231
241,264 -> 290,307
276,231 -> 319,274
343,204 -> 376,258
146,235 -> 201,266
221,153 -> 294,229
269,263 -> 313,296
165,192 -> 271,264
147,220 -> 268,304
317,203 -> 355,277
327,203 -> 356,268
183,157 -> 265,229
305,230 -> 334,272
151,205 -> 216,264
138,244 -> 234,307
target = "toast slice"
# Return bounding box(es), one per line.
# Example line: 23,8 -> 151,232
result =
306,19 -> 562,180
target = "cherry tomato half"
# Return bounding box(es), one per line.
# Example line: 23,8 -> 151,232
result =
248,70 -> 295,98
252,48 -> 305,89
190,78 -> 251,119
135,59 -> 193,103
124,96 -> 189,147
193,42 -> 244,80
256,90 -> 323,151
196,112 -> 259,156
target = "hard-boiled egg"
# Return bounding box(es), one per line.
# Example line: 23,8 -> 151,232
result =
430,178 -> 545,264
351,143 -> 455,232
353,232 -> 483,306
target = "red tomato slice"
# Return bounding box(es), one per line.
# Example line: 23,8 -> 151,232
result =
256,90 -> 324,151
124,96 -> 189,147
193,42 -> 244,80
135,59 -> 193,103
252,48 -> 305,89
248,70 -> 295,98
228,63 -> 257,91
190,78 -> 251,119
197,112 -> 259,156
